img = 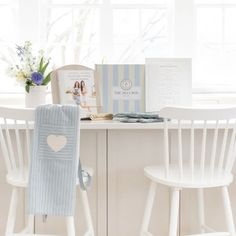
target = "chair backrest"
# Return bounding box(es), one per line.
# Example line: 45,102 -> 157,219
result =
0,107 -> 35,180
159,106 -> 236,182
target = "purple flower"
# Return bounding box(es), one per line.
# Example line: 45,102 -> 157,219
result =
31,72 -> 43,85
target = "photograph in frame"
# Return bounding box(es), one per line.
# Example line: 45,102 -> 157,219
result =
51,65 -> 98,116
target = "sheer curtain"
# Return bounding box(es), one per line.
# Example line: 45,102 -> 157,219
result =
0,0 -> 236,93
44,0 -> 172,66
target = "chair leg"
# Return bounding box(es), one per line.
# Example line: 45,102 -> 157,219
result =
221,186 -> 236,235
197,189 -> 205,233
66,216 -> 76,236
140,181 -> 157,236
80,189 -> 95,236
5,187 -> 19,236
26,215 -> 35,233
169,188 -> 180,236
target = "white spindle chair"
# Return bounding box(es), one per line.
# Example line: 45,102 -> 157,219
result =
140,106 -> 236,236
0,107 -> 95,236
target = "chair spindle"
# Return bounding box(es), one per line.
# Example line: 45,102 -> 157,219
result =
190,120 -> 195,180
0,124 -> 11,173
164,119 -> 169,178
200,120 -> 207,180
4,118 -> 16,171
177,120 -> 183,180
14,120 -> 24,178
218,120 -> 229,174
210,120 -> 219,179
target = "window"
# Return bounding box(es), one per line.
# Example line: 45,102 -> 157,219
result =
45,1 -> 101,66
1,0 -> 236,95
194,0 -> 236,92
0,0 -> 172,93
0,0 -> 18,93
45,0 -> 172,66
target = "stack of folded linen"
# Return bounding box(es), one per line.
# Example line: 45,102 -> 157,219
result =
90,113 -> 113,121
113,112 -> 163,123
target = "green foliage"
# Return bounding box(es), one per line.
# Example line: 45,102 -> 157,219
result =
25,79 -> 33,93
38,56 -> 52,86
41,72 -> 51,86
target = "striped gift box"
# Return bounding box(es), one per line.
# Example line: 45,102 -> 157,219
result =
95,64 -> 145,113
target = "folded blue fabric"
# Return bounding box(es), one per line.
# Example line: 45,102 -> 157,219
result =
113,112 -> 160,119
28,104 -> 80,216
113,112 -> 163,123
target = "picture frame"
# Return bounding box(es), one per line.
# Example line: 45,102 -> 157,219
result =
51,65 -> 99,116
145,58 -> 192,111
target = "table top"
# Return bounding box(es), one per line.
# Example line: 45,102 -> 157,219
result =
80,120 -> 235,130
1,120 -> 235,130
80,120 -> 164,129
1,105 -> 236,130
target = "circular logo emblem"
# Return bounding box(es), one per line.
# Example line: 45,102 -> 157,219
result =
120,79 -> 132,90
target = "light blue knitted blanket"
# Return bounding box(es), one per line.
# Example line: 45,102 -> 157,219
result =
28,104 -> 80,216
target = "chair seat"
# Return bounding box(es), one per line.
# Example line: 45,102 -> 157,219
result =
144,164 -> 233,188
6,167 -> 94,188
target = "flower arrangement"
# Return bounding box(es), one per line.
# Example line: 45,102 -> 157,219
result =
8,41 -> 51,93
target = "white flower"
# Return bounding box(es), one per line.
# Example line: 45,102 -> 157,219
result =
0,41 -> 52,92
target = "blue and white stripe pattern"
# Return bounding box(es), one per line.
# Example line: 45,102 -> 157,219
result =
96,64 -> 145,113
28,104 -> 80,216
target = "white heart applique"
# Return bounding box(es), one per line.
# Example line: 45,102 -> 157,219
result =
47,134 -> 67,152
